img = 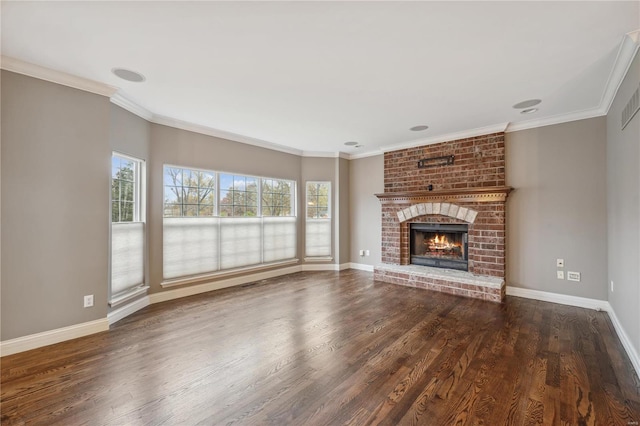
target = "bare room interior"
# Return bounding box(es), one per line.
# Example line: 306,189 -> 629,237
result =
1,1 -> 640,424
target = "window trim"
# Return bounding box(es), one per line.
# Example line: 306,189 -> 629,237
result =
305,181 -> 332,259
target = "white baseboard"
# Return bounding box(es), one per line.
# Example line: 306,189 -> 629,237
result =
604,302 -> 640,378
301,263 -> 346,271
506,286 -> 609,311
349,262 -> 374,272
150,265 -> 302,304
108,296 -> 150,326
507,286 -> 640,378
0,318 -> 109,357
0,264 -> 380,356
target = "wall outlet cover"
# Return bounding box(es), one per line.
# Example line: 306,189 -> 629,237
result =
365,250 -> 370,256
557,271 -> 565,280
567,271 -> 581,282
359,250 -> 365,256
84,295 -> 94,308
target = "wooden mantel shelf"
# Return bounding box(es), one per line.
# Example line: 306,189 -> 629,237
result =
375,186 -> 512,204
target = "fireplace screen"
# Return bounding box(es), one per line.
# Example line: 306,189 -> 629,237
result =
410,223 -> 468,271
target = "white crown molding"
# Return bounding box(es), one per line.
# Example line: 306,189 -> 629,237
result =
111,92 -> 154,121
151,114 -> 303,157
379,122 -> 509,153
348,150 -> 384,160
0,318 -> 109,357
505,107 -> 606,133
600,32 -> 640,115
5,32 -> 638,160
1,56 -> 117,98
301,151 -> 341,158
506,286 -> 609,311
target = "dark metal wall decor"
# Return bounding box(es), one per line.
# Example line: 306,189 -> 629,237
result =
417,155 -> 454,169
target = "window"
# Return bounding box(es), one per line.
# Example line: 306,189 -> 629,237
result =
162,165 -> 297,281
110,153 -> 145,302
112,155 -> 139,222
163,166 -> 215,217
219,174 -> 258,217
262,179 -> 294,216
305,181 -> 331,258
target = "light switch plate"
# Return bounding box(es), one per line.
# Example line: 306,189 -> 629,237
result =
556,259 -> 564,268
557,271 -> 565,280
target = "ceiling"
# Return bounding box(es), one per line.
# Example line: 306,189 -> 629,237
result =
2,1 -> 639,157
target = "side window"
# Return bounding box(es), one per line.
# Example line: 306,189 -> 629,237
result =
305,181 -> 331,257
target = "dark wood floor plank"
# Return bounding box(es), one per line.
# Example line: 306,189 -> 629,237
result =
2,270 -> 640,425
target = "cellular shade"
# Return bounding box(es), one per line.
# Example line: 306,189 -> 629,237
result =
220,218 -> 262,270
263,217 -> 297,263
111,222 -> 144,296
305,218 -> 331,257
163,217 -> 219,279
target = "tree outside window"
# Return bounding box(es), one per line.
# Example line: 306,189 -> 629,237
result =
112,156 -> 137,222
163,166 -> 215,217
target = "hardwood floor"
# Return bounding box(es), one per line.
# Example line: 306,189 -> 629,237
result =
2,270 -> 639,425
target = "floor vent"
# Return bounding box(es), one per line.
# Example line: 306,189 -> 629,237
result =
622,83 -> 640,130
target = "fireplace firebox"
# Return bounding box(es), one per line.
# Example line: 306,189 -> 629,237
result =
410,223 -> 468,271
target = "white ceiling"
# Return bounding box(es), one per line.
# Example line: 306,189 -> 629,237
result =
2,1 -> 639,157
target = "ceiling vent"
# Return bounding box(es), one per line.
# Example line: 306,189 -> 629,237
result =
621,83 -> 640,130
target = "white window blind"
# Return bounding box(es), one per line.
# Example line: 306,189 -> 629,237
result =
305,218 -> 332,257
263,217 -> 297,263
163,217 -> 219,279
111,222 -> 144,296
220,218 -> 262,270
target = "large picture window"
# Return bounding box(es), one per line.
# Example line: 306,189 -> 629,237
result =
305,181 -> 331,258
111,153 -> 146,303
163,165 -> 297,281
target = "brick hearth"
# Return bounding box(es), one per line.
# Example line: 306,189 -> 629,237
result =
375,132 -> 511,303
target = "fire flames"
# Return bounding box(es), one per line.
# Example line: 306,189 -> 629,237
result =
427,234 -> 461,252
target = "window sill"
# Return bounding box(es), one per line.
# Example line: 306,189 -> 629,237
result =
304,256 -> 334,262
160,258 -> 300,288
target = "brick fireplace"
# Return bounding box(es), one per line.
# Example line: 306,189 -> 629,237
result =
374,132 -> 511,302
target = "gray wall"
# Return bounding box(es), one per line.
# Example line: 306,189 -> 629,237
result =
349,155 -> 383,266
506,117 -> 608,300
337,157 -> 350,265
1,71 -> 111,340
109,105 -> 151,305
149,123 -> 303,293
607,49 -> 640,354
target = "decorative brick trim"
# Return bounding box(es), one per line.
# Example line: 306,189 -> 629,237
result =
396,202 -> 478,224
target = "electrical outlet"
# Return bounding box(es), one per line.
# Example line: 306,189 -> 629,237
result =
611,280 -> 614,292
557,271 -> 565,280
556,259 -> 564,268
365,250 -> 370,256
84,295 -> 94,308
567,271 -> 581,282
359,249 -> 365,256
